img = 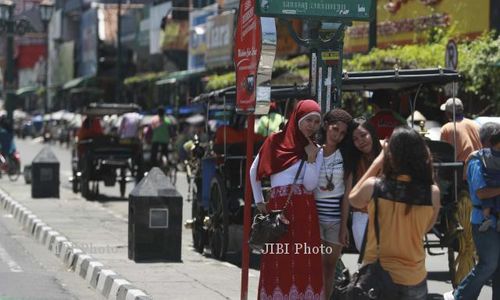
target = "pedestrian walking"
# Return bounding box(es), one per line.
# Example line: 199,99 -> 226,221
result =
349,126 -> 441,300
150,106 -> 171,167
440,98 -> 481,164
444,122 -> 500,300
249,99 -> 324,299
314,108 -> 353,299
349,118 -> 382,251
119,112 -> 142,139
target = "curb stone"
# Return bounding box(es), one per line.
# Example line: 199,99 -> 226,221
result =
0,189 -> 152,300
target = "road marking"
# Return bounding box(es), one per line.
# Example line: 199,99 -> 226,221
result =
3,214 -> 13,218
0,243 -> 23,272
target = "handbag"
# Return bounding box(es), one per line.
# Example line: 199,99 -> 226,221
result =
248,160 -> 305,251
334,180 -> 399,300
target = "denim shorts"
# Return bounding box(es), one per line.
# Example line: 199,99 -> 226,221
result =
319,220 -> 342,245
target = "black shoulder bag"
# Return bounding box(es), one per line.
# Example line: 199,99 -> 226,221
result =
249,160 -> 305,252
334,180 -> 399,300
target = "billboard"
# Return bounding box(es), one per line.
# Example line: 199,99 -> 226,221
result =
344,0 -> 490,53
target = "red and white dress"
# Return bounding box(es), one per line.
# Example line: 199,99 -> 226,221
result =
250,155 -> 324,300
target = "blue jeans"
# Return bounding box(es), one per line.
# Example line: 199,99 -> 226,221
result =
454,225 -> 500,300
395,279 -> 427,300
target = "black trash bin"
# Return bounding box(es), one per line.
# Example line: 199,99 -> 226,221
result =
128,167 -> 183,262
31,147 -> 59,198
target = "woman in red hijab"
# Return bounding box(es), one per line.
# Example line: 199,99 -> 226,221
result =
250,99 -> 324,299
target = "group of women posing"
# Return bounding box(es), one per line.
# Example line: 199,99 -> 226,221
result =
250,99 -> 441,300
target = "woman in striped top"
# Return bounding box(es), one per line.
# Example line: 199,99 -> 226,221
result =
314,108 -> 354,299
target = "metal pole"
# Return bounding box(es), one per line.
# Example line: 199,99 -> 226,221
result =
5,10 -> 15,124
241,113 -> 254,300
44,21 -> 49,113
116,0 -> 122,102
368,0 -> 377,51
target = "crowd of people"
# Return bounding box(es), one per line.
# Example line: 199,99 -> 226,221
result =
249,98 -> 499,300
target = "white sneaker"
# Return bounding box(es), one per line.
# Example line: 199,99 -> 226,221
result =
443,290 -> 455,300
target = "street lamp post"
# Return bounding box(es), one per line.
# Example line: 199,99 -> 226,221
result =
0,0 -> 38,123
40,0 -> 54,113
0,0 -> 15,123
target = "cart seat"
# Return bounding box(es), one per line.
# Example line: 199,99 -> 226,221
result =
426,140 -> 464,204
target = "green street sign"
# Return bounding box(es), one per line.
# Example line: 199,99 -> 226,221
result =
256,0 -> 375,21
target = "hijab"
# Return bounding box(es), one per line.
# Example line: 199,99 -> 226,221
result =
256,99 -> 321,180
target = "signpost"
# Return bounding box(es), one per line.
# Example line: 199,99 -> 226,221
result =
256,0 -> 375,113
444,39 -> 458,96
234,0 -> 276,299
257,0 -> 375,21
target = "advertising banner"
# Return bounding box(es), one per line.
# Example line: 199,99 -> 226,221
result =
206,12 -> 235,69
79,9 -> 98,77
150,1 -> 172,54
188,4 -> 218,70
234,0 -> 262,112
345,0 -> 490,53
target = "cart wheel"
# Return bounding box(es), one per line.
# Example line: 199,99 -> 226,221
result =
449,189 -> 476,287
7,158 -> 20,182
72,171 -> 79,193
208,175 -> 228,260
80,176 -> 91,200
192,186 -> 206,253
120,168 -> 127,198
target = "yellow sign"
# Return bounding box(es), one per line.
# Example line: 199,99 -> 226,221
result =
321,51 -> 340,61
344,0 -> 490,53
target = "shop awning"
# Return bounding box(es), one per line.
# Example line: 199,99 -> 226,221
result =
62,76 -> 93,90
15,86 -> 38,96
155,68 -> 206,86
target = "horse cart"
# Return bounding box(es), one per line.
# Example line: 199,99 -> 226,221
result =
186,68 -> 473,286
70,103 -> 143,200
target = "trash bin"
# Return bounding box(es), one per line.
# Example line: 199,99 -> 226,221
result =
128,167 -> 183,262
31,147 -> 59,198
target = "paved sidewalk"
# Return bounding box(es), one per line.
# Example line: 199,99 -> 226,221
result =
0,179 -> 259,300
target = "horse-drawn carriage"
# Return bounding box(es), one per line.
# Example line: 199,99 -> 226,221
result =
70,103 -> 143,200
186,68 -> 473,285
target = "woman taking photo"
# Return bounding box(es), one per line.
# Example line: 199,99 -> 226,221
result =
249,99 -> 324,299
350,119 -> 382,251
314,109 -> 353,299
349,126 -> 441,299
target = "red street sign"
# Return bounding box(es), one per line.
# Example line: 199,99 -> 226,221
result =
234,0 -> 262,112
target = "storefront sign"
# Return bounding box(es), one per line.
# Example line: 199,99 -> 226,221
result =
206,12 -> 235,69
256,0 -> 374,21
345,0 -> 489,53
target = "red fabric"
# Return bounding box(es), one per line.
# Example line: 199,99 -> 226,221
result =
258,185 -> 323,299
256,100 -> 320,180
214,126 -> 266,145
17,45 -> 46,69
368,110 -> 405,139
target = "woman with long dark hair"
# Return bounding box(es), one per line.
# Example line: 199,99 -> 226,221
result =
250,100 -> 324,299
350,119 -> 382,251
349,126 -> 441,299
314,108 -> 353,299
